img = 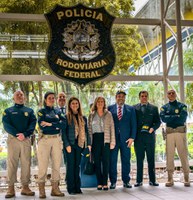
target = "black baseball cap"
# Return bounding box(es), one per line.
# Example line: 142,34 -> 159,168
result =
44,91 -> 55,99
116,90 -> 126,95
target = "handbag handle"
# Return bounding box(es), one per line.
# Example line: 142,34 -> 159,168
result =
89,152 -> 92,162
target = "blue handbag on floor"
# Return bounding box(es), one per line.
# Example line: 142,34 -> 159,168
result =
80,148 -> 97,188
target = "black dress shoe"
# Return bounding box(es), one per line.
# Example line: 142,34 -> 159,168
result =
68,191 -> 76,195
76,189 -> 83,194
103,186 -> 108,191
110,183 -> 116,189
134,182 -> 143,187
123,182 -> 132,188
149,182 -> 159,186
97,185 -> 102,190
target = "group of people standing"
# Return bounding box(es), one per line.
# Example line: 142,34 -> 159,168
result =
2,89 -> 190,199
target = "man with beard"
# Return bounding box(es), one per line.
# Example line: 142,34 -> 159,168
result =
108,90 -> 137,189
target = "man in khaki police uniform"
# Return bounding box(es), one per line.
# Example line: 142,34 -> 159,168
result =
2,90 -> 37,198
160,89 -> 190,187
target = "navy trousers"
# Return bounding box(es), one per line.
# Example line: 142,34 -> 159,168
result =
66,144 -> 83,193
134,134 -> 156,183
92,133 -> 110,186
109,138 -> 131,184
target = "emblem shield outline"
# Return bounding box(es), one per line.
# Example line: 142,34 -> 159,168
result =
45,4 -> 116,87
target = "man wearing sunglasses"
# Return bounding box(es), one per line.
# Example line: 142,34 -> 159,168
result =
57,92 -> 67,115
160,89 -> 190,187
57,92 -> 68,174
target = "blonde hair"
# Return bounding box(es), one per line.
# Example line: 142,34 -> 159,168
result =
91,96 -> 106,112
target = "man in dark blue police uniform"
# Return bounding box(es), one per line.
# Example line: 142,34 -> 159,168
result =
134,91 -> 161,187
108,90 -> 137,189
2,90 -> 37,198
160,89 -> 190,187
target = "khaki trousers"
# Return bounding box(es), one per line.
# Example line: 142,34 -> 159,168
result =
7,134 -> 31,185
37,136 -> 63,183
166,132 -> 189,173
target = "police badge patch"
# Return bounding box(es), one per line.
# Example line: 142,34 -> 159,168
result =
24,112 -> 29,117
175,109 -> 179,114
45,4 -> 116,87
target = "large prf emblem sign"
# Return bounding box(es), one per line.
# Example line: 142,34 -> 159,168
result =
45,4 -> 115,87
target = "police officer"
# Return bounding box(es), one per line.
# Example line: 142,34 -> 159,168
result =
134,91 -> 161,187
160,89 -> 190,187
37,91 -> 65,198
2,90 -> 37,198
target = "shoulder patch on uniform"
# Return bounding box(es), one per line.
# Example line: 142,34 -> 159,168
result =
183,107 -> 187,111
160,107 -> 164,111
38,112 -> 43,116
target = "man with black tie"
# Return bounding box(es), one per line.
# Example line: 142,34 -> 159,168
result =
108,90 -> 137,189
57,92 -> 67,168
133,91 -> 161,187
57,92 -> 66,115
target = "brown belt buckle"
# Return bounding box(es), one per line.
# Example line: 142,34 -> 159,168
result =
44,135 -> 48,139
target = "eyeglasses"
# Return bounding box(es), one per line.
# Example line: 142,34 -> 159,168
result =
59,96 -> 66,99
167,92 -> 175,95
141,95 -> 148,98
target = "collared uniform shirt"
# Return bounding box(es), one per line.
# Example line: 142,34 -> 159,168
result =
160,100 -> 187,128
2,103 -> 37,137
38,106 -> 66,135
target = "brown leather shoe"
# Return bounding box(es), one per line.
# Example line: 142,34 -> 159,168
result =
184,182 -> 190,187
51,182 -> 64,197
38,182 -> 46,199
165,173 -> 174,187
21,185 -> 35,196
184,173 -> 190,187
5,185 -> 15,198
165,180 -> 174,187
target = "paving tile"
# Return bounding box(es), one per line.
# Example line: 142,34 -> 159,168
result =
0,182 -> 192,200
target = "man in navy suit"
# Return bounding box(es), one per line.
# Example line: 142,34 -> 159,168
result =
108,90 -> 137,189
57,92 -> 67,115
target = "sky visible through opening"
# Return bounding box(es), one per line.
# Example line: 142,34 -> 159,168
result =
134,0 -> 149,15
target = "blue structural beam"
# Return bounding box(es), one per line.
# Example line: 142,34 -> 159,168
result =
143,27 -> 193,64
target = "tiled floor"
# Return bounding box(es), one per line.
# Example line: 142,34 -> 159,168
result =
0,182 -> 192,200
